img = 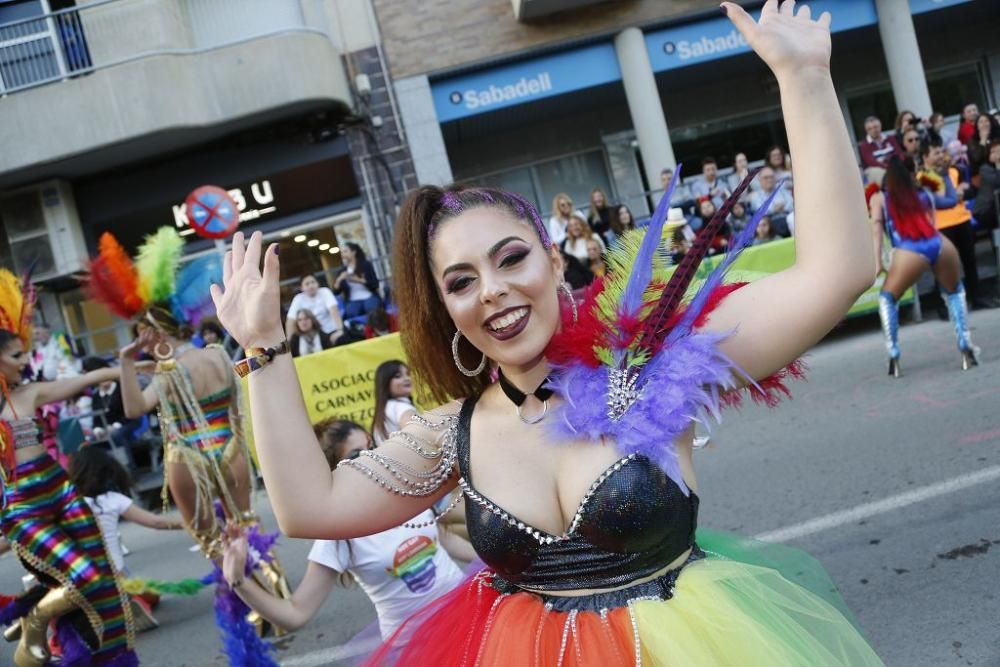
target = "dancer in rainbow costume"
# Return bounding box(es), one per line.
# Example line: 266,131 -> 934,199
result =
86,228 -> 288,666
0,270 -> 137,666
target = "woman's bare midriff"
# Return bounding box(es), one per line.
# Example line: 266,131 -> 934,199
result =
518,546 -> 694,597
15,444 -> 48,463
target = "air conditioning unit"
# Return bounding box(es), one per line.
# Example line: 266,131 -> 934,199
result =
1,180 -> 89,281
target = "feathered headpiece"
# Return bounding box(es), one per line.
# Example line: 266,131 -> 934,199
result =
85,227 -> 220,330
916,170 -> 944,195
0,268 -> 35,349
546,167 -> 801,495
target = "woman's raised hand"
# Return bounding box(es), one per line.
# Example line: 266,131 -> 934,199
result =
210,231 -> 284,349
221,522 -> 249,587
120,327 -> 157,360
723,0 -> 832,79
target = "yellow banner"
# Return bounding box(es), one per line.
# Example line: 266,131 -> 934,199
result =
292,334 -> 432,426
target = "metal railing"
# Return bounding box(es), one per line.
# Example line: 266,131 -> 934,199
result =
0,0 -> 327,96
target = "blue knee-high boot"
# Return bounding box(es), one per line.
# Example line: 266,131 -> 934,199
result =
942,282 -> 979,369
878,290 -> 901,376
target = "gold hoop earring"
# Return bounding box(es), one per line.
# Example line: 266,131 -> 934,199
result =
153,341 -> 175,361
451,331 -> 487,377
559,282 -> 578,324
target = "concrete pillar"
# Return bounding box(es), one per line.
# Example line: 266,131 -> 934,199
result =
875,0 -> 933,117
395,75 -> 454,186
614,27 -> 675,189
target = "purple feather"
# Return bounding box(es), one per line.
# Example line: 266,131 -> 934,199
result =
667,179 -> 787,343
206,564 -> 279,667
549,330 -> 749,495
0,592 -> 35,625
54,617 -> 92,666
94,647 -> 140,667
620,167 -> 682,318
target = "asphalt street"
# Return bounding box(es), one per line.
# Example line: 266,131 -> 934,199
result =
1,306 -> 998,666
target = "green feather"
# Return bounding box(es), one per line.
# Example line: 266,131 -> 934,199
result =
136,227 -> 184,304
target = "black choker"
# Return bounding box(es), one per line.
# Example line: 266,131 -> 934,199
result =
498,370 -> 553,424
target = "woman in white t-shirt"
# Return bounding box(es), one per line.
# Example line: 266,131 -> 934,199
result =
371,360 -> 416,445
285,275 -> 345,345
221,420 -> 473,640
69,446 -> 184,629
560,213 -> 606,264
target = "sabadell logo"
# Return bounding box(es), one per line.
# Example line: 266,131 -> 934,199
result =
663,29 -> 748,60
451,72 -> 553,110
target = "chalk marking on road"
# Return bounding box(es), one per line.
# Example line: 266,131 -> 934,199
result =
755,464 -> 1000,543
280,637 -> 382,666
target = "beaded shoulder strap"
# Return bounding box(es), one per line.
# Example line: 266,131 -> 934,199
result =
337,401 -> 462,497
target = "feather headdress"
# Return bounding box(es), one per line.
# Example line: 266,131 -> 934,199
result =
546,167 -> 800,495
85,227 -> 217,329
0,268 -> 35,349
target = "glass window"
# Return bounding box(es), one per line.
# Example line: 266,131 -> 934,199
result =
467,149 -> 613,220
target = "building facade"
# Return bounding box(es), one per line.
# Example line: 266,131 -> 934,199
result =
377,0 -> 1000,218
0,0 -> 416,353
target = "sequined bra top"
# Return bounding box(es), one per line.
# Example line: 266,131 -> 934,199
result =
8,418 -> 41,450
457,396 -> 699,592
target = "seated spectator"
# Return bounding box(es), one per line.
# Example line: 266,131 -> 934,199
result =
958,103 -> 978,144
548,193 -> 585,246
727,153 -> 753,201
334,243 -> 382,319
750,167 -> 794,237
858,116 -> 903,180
947,140 -> 972,183
607,204 -> 637,246
753,216 -> 776,246
286,274 -> 345,343
973,140 -> 1000,232
928,111 -> 952,146
660,168 -> 695,213
670,227 -> 692,264
765,145 -> 794,190
693,199 -> 730,256
587,188 -> 612,242
898,127 -> 923,170
290,309 -> 334,357
967,113 -> 1000,181
561,247 -> 594,291
78,357 -> 145,467
561,213 -> 605,264
585,239 -> 607,279
690,157 -> 732,209
364,306 -> 399,339
728,201 -> 752,234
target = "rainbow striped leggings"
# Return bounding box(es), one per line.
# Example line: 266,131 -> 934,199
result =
1,454 -> 133,658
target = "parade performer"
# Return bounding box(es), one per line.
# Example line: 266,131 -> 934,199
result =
212,3 -> 883,664
85,228 -> 289,664
868,157 -> 980,375
0,269 -> 137,666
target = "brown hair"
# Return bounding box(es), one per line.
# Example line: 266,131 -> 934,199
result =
144,302 -> 193,339
371,359 -> 408,441
293,308 -> 322,335
392,185 -> 549,404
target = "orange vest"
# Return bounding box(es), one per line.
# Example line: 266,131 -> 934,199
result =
934,167 -> 971,230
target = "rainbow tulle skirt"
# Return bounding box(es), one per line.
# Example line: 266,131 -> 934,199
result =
363,530 -> 883,666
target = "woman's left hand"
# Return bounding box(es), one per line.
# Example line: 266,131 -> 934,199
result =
723,1 -> 832,79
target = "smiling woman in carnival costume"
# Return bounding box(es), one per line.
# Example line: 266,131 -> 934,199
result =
0,269 -> 137,666
86,228 -> 288,665
210,3 -> 884,665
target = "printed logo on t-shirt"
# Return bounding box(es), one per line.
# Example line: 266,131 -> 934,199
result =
385,535 -> 437,593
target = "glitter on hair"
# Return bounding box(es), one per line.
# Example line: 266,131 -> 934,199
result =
427,188 -> 552,250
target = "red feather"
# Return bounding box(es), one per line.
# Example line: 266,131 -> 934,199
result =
85,234 -> 143,319
546,280 -> 606,368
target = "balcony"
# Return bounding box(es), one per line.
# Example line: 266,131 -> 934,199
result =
0,0 -> 352,187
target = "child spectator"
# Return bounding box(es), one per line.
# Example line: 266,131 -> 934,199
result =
70,446 -> 183,630
290,309 -> 334,357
